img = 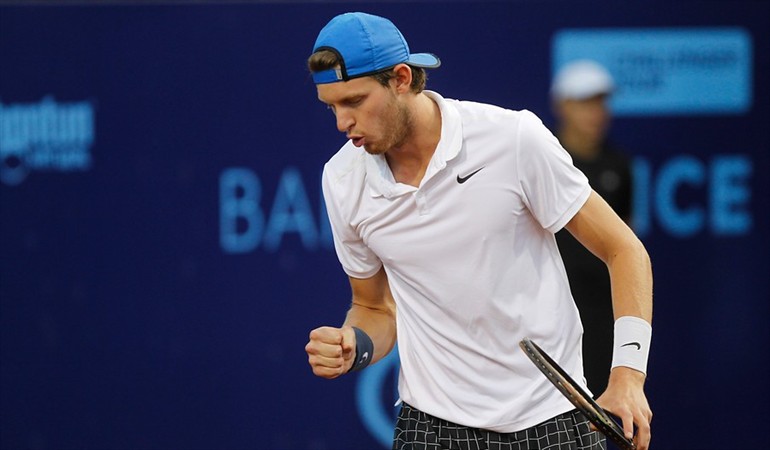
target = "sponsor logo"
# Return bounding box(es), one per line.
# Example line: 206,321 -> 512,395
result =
456,167 -> 484,184
218,167 -> 332,253
217,153 -> 755,256
632,155 -> 753,237
621,342 -> 642,350
553,28 -> 752,115
0,96 -> 95,186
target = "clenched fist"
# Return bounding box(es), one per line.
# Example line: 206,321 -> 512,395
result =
305,326 -> 356,378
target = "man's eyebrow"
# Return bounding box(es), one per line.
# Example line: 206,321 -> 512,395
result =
341,94 -> 365,103
319,93 -> 366,105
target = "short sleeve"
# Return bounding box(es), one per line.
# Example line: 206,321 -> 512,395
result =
515,111 -> 591,233
322,165 -> 382,278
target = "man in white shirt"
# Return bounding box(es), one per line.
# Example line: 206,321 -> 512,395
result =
304,12 -> 653,450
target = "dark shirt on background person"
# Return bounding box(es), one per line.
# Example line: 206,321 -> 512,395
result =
550,60 -> 634,396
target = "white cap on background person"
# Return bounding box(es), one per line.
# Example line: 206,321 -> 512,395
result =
550,60 -> 615,101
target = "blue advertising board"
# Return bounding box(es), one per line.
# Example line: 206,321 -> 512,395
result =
1,1 -> 768,449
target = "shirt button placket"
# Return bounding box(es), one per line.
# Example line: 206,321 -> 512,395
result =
415,191 -> 430,216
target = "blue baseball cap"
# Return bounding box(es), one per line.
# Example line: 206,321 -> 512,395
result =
311,12 -> 441,84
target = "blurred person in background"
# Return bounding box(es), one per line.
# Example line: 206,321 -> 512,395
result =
551,60 -> 635,396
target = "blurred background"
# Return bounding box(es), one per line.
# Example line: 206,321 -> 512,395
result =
1,1 -> 768,449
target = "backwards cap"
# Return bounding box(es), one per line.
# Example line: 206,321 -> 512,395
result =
311,12 -> 441,84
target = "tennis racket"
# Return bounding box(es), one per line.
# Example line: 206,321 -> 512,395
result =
519,338 -> 635,450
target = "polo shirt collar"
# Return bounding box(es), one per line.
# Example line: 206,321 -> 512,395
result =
365,91 -> 463,198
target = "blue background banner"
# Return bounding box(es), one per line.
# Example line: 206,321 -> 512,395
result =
553,28 -> 753,115
1,2 -> 768,449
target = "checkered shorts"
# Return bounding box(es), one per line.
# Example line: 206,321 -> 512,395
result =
393,402 -> 606,450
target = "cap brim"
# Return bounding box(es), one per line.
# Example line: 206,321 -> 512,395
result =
406,53 -> 441,69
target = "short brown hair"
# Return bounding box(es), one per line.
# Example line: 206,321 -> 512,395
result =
307,49 -> 427,93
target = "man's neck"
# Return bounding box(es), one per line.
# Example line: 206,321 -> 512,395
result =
558,127 -> 602,161
386,94 -> 442,187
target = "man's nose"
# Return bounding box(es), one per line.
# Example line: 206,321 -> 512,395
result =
336,111 -> 353,133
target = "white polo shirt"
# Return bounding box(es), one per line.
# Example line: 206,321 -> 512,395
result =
321,91 -> 592,432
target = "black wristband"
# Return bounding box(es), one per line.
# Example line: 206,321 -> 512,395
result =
348,327 -> 374,373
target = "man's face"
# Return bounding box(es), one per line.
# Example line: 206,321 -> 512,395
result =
316,75 -> 412,155
558,94 -> 611,141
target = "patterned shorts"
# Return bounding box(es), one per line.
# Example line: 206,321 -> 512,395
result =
392,402 -> 606,450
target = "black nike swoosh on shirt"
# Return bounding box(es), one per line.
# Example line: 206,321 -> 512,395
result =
456,167 -> 484,184
621,342 -> 642,350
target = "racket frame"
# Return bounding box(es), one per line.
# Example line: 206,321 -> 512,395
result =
519,337 -> 636,450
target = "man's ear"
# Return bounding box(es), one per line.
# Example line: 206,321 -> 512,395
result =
391,63 -> 413,93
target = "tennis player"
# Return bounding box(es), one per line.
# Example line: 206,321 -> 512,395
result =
304,12 -> 653,450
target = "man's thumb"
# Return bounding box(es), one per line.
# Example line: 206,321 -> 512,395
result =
340,327 -> 356,358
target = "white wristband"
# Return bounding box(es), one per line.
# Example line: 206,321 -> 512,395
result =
611,316 -> 652,375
